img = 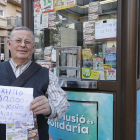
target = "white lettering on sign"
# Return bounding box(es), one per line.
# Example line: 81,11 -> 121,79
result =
48,114 -> 95,134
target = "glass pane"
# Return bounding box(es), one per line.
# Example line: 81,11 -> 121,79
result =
1,37 -> 4,43
34,30 -> 44,60
33,0 -> 117,81
1,44 -> 4,53
0,10 -> 3,17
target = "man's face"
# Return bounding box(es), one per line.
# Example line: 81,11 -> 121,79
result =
7,30 -> 36,64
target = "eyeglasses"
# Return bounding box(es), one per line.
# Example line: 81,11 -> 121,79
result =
10,39 -> 33,46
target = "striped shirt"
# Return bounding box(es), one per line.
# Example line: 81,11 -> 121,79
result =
9,58 -> 70,122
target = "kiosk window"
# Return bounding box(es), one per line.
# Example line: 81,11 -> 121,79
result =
33,0 -> 117,81
138,4 -> 140,79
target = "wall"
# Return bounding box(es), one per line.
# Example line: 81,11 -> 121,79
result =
0,0 -> 7,6
0,30 -> 8,37
5,3 -> 21,17
0,17 -> 7,27
0,2 -> 21,27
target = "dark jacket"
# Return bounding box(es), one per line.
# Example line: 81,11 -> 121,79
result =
0,60 -> 49,140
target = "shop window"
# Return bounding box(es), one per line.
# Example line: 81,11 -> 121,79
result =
33,0 -> 117,81
0,37 -> 5,62
0,10 -> 4,17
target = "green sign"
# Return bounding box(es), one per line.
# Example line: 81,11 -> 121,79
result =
82,68 -> 91,78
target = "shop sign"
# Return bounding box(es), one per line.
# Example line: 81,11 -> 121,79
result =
105,47 -> 116,69
49,91 -> 113,140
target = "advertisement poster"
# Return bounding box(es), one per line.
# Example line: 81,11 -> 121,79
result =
40,0 -> 54,13
65,0 -> 76,7
82,48 -> 91,60
82,68 -> 100,80
55,0 -> 77,11
34,0 -> 41,12
105,47 -> 116,69
136,90 -> 140,140
93,57 -> 104,70
34,0 -> 41,29
49,91 -> 113,140
6,129 -> 28,140
42,12 -> 49,28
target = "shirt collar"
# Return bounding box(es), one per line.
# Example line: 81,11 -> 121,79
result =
9,58 -> 32,72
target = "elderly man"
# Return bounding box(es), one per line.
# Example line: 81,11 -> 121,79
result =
0,26 -> 69,140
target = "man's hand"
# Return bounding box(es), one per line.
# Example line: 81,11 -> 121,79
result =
30,95 -> 51,116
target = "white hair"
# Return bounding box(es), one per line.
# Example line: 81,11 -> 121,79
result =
10,26 -> 35,44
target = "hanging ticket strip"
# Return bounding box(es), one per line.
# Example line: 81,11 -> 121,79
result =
34,0 -> 77,29
6,113 -> 39,140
